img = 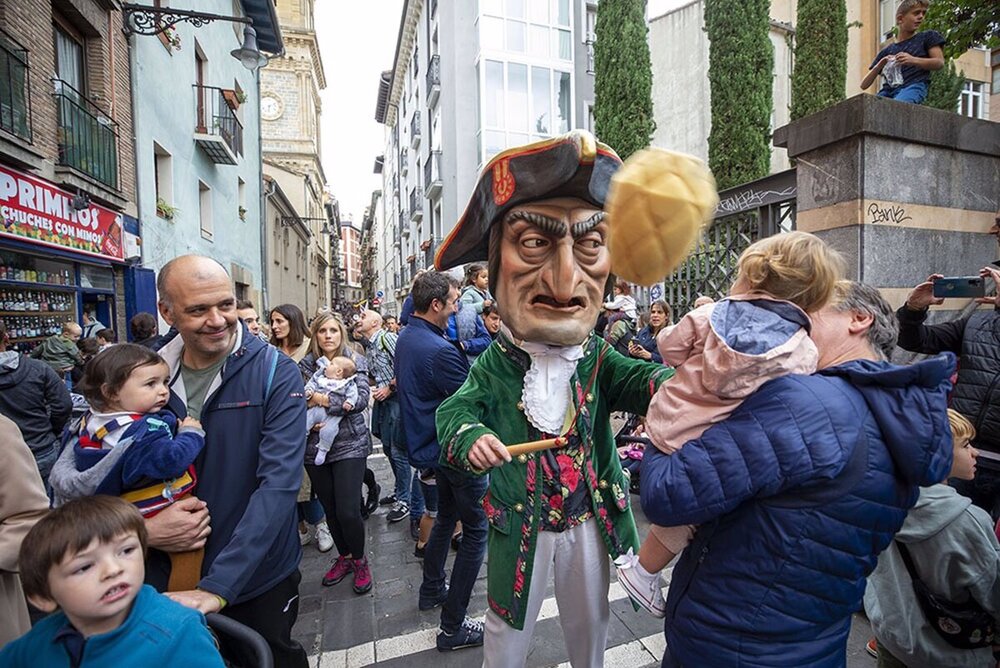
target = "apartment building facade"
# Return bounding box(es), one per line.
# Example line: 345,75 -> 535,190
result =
132,0 -> 282,314
373,0 -> 599,313
0,0 -> 140,350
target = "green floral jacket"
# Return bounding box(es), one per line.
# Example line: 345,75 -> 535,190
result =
437,333 -> 672,630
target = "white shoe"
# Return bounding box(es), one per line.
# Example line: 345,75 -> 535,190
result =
614,549 -> 667,618
315,521 -> 334,553
299,524 -> 313,546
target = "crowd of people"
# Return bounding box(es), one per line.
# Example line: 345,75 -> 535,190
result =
0,134 -> 998,668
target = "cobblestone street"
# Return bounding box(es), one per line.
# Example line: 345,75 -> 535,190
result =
292,444 -> 880,668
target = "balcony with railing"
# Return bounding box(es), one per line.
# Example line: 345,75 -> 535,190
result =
426,54 -> 440,107
409,187 -> 423,221
399,146 -> 408,176
193,84 -> 243,165
410,110 -> 421,148
0,30 -> 31,142
54,79 -> 119,189
424,150 -> 442,198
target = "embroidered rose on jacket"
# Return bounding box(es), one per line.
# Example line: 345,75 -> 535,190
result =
557,454 -> 580,491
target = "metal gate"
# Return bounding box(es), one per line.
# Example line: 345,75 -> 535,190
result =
663,169 -> 797,315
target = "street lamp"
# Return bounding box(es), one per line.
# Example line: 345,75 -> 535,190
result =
122,4 -> 268,71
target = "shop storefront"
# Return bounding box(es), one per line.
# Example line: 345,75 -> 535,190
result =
0,163 -> 140,353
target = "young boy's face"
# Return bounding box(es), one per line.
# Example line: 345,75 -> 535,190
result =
897,5 -> 926,33
30,532 -> 145,638
951,436 -> 979,481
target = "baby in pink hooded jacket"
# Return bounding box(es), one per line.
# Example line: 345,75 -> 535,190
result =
616,231 -> 845,617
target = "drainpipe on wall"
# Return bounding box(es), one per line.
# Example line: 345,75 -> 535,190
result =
256,64 -> 269,312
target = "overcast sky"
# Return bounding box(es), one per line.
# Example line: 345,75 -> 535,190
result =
315,0 -> 690,223
316,1 -> 404,224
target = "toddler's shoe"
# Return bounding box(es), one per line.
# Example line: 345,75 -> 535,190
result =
614,549 -> 666,618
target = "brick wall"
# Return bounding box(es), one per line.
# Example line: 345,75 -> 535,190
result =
0,0 -> 136,209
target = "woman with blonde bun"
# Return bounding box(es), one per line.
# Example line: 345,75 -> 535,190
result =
616,231 -> 846,617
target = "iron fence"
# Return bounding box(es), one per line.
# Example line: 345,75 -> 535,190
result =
663,170 -> 797,315
0,29 -> 31,141
53,79 -> 118,189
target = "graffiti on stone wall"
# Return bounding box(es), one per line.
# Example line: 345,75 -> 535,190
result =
867,202 -> 913,225
716,187 -> 796,216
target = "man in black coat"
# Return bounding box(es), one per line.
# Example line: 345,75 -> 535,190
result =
0,320 -> 72,483
897,214 -> 1000,517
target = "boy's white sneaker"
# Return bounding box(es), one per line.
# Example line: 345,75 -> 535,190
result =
315,521 -> 334,553
614,549 -> 667,618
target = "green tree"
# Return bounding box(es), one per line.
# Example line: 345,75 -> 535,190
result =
924,0 -> 1000,59
593,0 -> 654,160
705,0 -> 773,190
790,0 -> 848,120
924,59 -> 966,111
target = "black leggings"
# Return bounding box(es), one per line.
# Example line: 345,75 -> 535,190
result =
306,458 -> 367,558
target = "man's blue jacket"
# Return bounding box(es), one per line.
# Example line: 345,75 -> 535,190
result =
395,315 -> 469,469
155,323 -> 306,605
642,355 -> 955,668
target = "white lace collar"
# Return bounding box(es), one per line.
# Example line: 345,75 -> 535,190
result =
508,330 -> 585,435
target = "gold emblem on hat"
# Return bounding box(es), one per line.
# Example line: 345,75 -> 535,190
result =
492,158 -> 515,206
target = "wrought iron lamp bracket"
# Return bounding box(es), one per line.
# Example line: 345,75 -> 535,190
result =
122,4 -> 251,36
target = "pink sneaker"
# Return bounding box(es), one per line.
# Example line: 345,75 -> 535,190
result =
322,555 -> 354,586
352,557 -> 372,594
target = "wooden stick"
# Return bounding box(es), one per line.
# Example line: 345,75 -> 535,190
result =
506,437 -> 565,457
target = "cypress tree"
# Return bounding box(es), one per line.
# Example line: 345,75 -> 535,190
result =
705,0 -> 773,190
924,60 -> 966,112
790,0 -> 847,120
593,0 -> 654,161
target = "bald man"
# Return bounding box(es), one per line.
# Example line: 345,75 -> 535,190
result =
354,309 -> 422,530
151,255 -> 308,667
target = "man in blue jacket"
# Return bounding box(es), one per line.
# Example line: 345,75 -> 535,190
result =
642,281 -> 954,668
149,255 -> 308,667
395,270 -> 487,652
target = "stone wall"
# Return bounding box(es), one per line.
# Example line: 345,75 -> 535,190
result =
775,93 -> 1000,320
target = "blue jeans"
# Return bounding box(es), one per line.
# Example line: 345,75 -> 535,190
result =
410,471 -> 426,522
419,467 -> 488,634
377,396 -> 411,505
877,81 -> 928,104
297,497 -> 325,525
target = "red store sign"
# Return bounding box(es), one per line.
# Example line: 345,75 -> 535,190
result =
0,163 -> 124,261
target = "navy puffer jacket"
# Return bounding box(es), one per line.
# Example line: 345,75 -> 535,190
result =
641,354 -> 955,668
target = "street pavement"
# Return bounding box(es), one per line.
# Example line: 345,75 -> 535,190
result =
293,446 -> 880,668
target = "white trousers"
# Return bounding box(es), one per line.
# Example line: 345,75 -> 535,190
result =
483,520 -> 611,668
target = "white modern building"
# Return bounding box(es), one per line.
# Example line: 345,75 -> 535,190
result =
373,0 -> 599,313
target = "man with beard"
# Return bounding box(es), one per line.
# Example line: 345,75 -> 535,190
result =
436,130 -> 671,667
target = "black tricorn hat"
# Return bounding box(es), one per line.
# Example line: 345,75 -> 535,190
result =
435,130 -> 622,270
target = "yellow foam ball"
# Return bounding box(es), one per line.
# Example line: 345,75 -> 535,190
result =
606,148 -> 718,286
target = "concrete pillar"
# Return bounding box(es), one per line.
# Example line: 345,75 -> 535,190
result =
774,94 -> 1000,316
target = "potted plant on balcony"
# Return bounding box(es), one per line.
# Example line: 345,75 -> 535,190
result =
162,27 -> 181,51
420,239 -> 432,251
156,197 -> 178,220
223,89 -> 241,111
238,206 -> 247,221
